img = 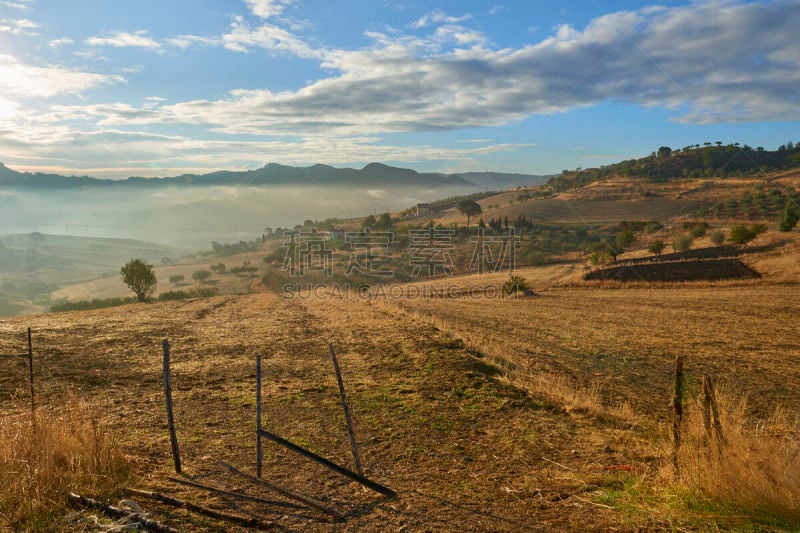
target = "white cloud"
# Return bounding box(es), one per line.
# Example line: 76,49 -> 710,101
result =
1,0 -> 31,10
33,0 -> 800,137
48,37 -> 74,48
0,18 -> 39,35
0,54 -> 124,98
86,30 -> 161,50
0,96 -> 22,124
412,9 -> 471,29
166,34 -> 219,49
221,16 -> 319,56
243,0 -> 295,20
166,16 -> 320,58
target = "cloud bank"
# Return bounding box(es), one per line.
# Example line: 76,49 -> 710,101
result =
1,0 -> 799,176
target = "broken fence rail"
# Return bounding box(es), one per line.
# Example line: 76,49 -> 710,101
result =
256,428 -> 397,498
218,460 -> 346,521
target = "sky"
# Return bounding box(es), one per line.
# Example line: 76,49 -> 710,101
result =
1,0 -> 799,178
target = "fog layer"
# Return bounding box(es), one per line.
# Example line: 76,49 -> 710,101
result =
0,184 -> 473,248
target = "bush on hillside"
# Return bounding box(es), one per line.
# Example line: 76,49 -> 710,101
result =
502,274 -> 530,295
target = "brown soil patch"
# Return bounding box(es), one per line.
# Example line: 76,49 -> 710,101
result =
583,259 -> 760,282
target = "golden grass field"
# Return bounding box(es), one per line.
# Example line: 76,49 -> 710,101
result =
2,265 -> 799,530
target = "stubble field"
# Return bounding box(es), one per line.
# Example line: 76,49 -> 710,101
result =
1,279 -> 798,531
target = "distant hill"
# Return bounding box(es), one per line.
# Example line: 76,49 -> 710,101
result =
451,172 -> 548,190
547,142 -> 800,192
0,162 -> 486,189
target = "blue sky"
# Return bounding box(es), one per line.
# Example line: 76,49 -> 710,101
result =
1,0 -> 798,178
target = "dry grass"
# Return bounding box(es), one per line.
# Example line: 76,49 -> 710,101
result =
670,388 -> 800,527
0,399 -> 130,531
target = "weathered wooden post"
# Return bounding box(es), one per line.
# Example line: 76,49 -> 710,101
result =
672,355 -> 684,474
27,327 -> 35,425
706,375 -> 725,451
256,354 -> 263,478
162,339 -> 182,474
701,375 -> 712,446
329,342 -> 363,476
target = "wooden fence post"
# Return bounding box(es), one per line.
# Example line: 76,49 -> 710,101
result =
256,354 -> 263,478
27,327 -> 35,422
329,342 -> 363,476
672,355 -> 684,474
706,375 -> 726,452
162,339 -> 182,474
701,375 -> 712,446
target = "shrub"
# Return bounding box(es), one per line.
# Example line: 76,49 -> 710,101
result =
157,287 -> 218,301
168,274 -> 185,284
644,221 -> 663,234
210,262 -> 226,273
673,234 -> 694,252
689,224 -> 708,238
502,274 -> 530,295
778,202 -> 799,232
50,296 -> 137,313
192,269 -> 212,283
710,230 -> 725,246
589,251 -> 608,265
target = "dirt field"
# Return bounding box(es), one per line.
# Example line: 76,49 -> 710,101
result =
0,292 -> 639,532
2,277 -> 799,531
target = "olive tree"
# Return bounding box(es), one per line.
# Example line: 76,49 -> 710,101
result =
120,259 -> 157,302
457,199 -> 483,227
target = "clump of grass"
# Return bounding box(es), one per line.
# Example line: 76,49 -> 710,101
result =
668,388 -> 800,527
0,399 -> 131,530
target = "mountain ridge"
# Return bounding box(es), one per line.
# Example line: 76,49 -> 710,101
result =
0,162 -> 545,190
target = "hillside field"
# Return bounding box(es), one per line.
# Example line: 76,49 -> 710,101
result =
1,276 -> 799,531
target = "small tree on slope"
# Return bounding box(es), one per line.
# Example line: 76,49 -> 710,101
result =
120,259 -> 157,302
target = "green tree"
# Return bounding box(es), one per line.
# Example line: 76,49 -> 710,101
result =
120,259 -> 157,302
374,212 -> 393,230
778,201 -> 799,232
657,146 -> 672,158
361,214 -> 376,228
710,230 -> 725,246
648,240 -> 665,257
169,274 -> 185,284
673,234 -> 693,252
457,199 -> 483,227
192,269 -> 212,283
728,224 -> 765,245
615,230 -> 635,248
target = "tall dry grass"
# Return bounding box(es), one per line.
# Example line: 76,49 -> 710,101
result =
0,399 -> 131,531
670,387 -> 800,525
